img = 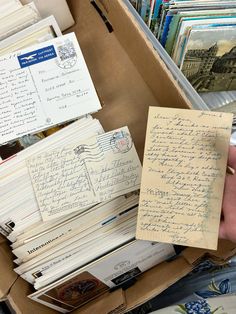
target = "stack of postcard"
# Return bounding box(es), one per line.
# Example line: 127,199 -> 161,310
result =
130,1 -> 236,93
0,118 -> 176,311
0,0 -> 41,41
0,3 -> 177,311
0,0 -> 78,163
0,116 -> 104,238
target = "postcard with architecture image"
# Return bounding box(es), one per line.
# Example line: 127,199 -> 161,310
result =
180,24 -> 236,93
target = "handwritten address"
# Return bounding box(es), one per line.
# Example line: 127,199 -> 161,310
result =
27,127 -> 142,221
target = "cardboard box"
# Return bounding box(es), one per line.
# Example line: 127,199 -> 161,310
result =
1,0 -> 236,313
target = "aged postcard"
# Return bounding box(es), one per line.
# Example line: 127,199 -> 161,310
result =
27,126 -> 142,221
136,107 -> 233,250
0,32 -> 101,145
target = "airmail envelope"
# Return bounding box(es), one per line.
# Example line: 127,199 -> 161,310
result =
0,32 -> 101,145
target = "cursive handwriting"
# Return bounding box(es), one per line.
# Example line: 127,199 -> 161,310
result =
137,107 -> 233,249
0,68 -> 38,138
28,127 -> 142,221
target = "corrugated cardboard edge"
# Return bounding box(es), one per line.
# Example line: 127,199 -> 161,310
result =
95,0 -> 192,110
0,241 -> 18,300
74,240 -> 236,314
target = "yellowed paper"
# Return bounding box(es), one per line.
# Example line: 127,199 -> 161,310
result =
136,107 -> 233,250
27,126 -> 142,221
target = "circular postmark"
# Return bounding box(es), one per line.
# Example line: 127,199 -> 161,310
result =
110,130 -> 133,154
55,55 -> 77,69
55,57 -> 77,69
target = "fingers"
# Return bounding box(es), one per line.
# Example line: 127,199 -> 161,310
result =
219,221 -> 227,240
228,146 -> 236,169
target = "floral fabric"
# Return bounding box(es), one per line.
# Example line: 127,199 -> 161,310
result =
128,258 -> 236,314
151,295 -> 236,314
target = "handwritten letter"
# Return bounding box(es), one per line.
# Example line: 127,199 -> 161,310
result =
136,107 -> 233,250
27,127 -> 142,221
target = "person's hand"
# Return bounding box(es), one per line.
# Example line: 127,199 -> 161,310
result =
219,145 -> 236,242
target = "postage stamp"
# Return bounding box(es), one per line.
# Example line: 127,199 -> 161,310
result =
110,130 -> 133,154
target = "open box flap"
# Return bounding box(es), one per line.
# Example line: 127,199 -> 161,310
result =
0,242 -> 17,300
74,240 -> 236,312
124,240 -> 236,311
8,277 -> 58,314
66,0 -> 191,161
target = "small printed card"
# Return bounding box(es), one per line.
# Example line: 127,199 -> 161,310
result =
0,32 -> 101,144
136,107 -> 233,250
27,126 -> 142,221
